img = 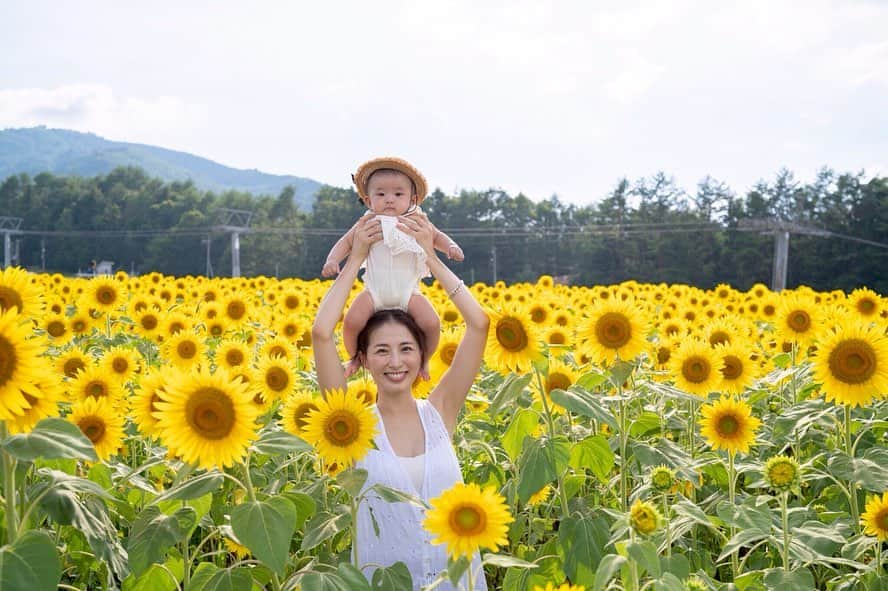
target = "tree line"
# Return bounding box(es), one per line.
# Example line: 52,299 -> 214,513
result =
0,166 -> 885,292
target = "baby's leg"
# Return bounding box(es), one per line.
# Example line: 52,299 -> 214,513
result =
343,291 -> 375,377
407,294 -> 441,381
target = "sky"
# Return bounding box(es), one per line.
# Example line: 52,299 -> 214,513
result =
2,0 -> 887,205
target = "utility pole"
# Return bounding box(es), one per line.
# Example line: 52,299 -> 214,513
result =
213,209 -> 253,277
201,235 -> 214,278
490,243 -> 497,284
0,217 -> 23,269
739,218 -> 830,291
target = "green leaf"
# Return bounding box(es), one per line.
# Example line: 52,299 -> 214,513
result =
126,563 -> 177,591
1,417 -> 98,461
186,563 -> 221,591
0,530 -> 61,591
626,540 -> 660,578
652,572 -> 685,591
482,553 -> 537,569
569,435 -> 614,483
659,554 -> 690,581
281,491 -> 317,531
301,510 -> 352,551
337,468 -> 369,497
488,373 -> 533,417
128,505 -> 197,576
550,387 -> 618,429
153,471 -> 224,503
762,567 -> 815,591
577,370 -> 607,390
293,572 -> 351,591
335,563 -> 372,591
251,428 -> 312,456
367,484 -> 426,509
718,528 -> 771,561
517,436 -> 571,504
828,449 -> 888,491
608,360 -> 635,387
559,514 -> 609,586
194,568 -> 254,591
501,408 -> 539,462
371,561 -> 413,591
592,554 -> 627,591
231,496 -> 297,575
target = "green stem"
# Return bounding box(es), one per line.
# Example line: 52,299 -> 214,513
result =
728,451 -> 738,579
662,493 -> 671,558
351,496 -> 360,570
618,385 -> 629,513
242,454 -> 257,503
270,573 -> 282,591
780,491 -> 791,573
182,538 -> 191,587
844,406 -> 860,530
534,367 -> 570,517
0,423 -> 18,544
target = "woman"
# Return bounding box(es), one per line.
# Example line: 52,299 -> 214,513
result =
312,212 -> 490,590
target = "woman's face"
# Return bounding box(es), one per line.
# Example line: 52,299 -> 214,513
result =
362,321 -> 422,392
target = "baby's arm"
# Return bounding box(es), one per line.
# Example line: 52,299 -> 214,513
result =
433,228 -> 464,262
322,223 -> 359,277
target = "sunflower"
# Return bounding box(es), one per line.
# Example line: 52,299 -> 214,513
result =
4,361 -> 63,434
280,389 -> 319,437
698,396 -> 761,456
153,367 -> 260,470
533,358 -> 580,412
669,338 -> 722,396
429,327 -> 464,380
629,498 -> 662,536
713,341 -> 760,395
220,294 -> 251,328
649,465 -> 676,494
775,292 -> 820,348
861,491 -> 888,541
486,306 -> 544,374
346,377 -> 377,406
162,331 -> 206,370
848,287 -> 883,320
255,355 -> 296,401
423,482 -> 514,559
527,485 -> 552,506
99,346 -> 141,384
0,266 -> 44,317
0,309 -> 51,420
56,348 -> 93,379
130,369 -> 169,438
578,298 -> 649,366
215,339 -> 252,371
259,336 -> 296,363
763,455 -> 801,493
67,364 -> 127,407
40,312 -> 72,344
161,310 -> 193,340
532,584 -> 585,591
83,277 -> 124,313
133,306 -> 163,340
302,388 -> 377,467
812,318 -> 888,408
68,310 -> 94,338
544,325 -> 572,349
68,396 -> 125,461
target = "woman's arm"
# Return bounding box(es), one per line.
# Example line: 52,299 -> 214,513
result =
397,212 -> 489,433
312,216 -> 382,394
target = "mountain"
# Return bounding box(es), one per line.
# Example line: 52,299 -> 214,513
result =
0,127 -> 323,210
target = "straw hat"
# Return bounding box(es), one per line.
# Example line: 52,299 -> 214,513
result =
352,157 -> 428,204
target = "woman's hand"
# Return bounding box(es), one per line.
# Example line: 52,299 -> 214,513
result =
351,215 -> 383,261
397,211 -> 436,256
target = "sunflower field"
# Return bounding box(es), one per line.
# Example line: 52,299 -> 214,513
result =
0,265 -> 887,591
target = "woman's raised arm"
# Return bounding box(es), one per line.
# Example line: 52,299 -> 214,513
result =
397,212 -> 489,433
312,215 -> 382,394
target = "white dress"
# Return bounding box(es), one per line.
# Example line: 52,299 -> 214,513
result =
355,399 -> 488,590
362,214 -> 428,311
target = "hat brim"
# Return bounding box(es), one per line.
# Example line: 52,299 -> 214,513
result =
353,157 -> 428,204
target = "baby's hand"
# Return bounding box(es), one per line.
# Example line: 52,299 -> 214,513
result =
321,261 -> 340,278
448,244 -> 465,262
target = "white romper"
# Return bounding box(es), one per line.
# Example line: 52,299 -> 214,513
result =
362,214 -> 428,311
355,399 -> 488,591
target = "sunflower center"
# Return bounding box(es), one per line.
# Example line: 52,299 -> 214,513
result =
656,346 -> 671,365
185,387 -> 236,440
0,336 -> 16,386
449,503 -> 486,536
141,315 -> 158,330
87,381 -> 107,398
763,304 -> 776,317
828,339 -> 876,385
682,356 -> 711,383
297,330 -> 312,348
325,410 -> 360,446
709,331 -> 730,346
443,310 -> 459,323
717,415 -> 739,436
594,312 -> 631,349
294,402 -> 317,429
547,372 -> 571,393
283,324 -> 297,337
72,319 -> 87,332
265,367 -> 289,392
549,331 -> 566,345
63,358 -> 86,378
78,417 -> 106,443
496,317 -> 529,353
857,298 -> 876,315
530,307 -> 547,323
285,295 -> 300,310
112,358 -> 129,373
721,355 -> 743,380
877,508 -> 888,531
269,345 -> 287,358
97,286 -> 117,305
0,287 -> 24,313
226,349 -> 245,365
787,310 -> 811,333
768,462 -> 796,487
169,321 -> 185,335
178,341 -> 197,359
46,320 -> 67,337
227,301 -> 246,320
210,324 -> 223,337
440,343 -> 458,366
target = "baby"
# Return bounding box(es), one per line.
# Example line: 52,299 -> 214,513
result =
322,157 -> 464,379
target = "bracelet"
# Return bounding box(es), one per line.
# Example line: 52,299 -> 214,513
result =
447,280 -> 465,298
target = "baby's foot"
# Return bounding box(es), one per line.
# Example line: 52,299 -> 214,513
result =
345,358 -> 361,378
420,362 -> 431,381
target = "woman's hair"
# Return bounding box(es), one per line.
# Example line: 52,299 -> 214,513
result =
354,309 -> 427,366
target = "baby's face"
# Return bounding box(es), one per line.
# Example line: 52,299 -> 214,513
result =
365,171 -> 414,216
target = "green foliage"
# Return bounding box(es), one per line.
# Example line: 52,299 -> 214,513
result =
0,530 -> 61,590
